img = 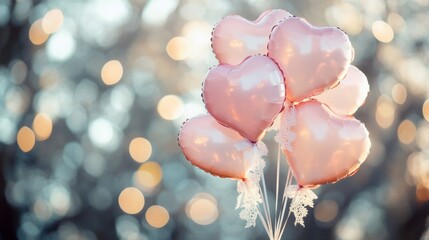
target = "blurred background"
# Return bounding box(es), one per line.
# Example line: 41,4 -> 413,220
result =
0,0 -> 429,239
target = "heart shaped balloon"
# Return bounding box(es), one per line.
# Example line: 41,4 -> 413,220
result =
178,114 -> 254,180
314,65 -> 369,116
283,100 -> 371,187
203,55 -> 286,142
268,17 -> 353,102
212,9 -> 292,65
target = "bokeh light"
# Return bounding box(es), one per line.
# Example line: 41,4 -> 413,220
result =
33,199 -> 52,221
141,0 -> 179,26
17,126 -> 36,152
391,83 -> 407,104
145,205 -> 169,228
118,187 -> 145,215
157,95 -> 184,120
372,21 -> 394,43
101,60 -> 123,85
325,3 -> 363,35
423,100 -> 429,122
186,193 -> 218,225
398,120 -> 416,144
134,161 -> 163,190
32,113 -> 53,141
376,96 -> 395,128
11,60 -> 28,84
42,9 -> 64,34
416,185 -> 429,202
88,118 -> 121,151
49,185 -> 71,216
166,37 -> 191,61
314,200 -> 339,223
129,137 -> 152,163
29,19 -> 49,45
182,21 -> 212,60
46,30 -> 76,61
387,12 -> 405,32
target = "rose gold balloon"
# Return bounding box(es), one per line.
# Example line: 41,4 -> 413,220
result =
284,100 -> 371,187
212,9 -> 292,65
268,17 -> 353,102
203,55 -> 286,142
178,114 -> 254,180
315,65 -> 369,116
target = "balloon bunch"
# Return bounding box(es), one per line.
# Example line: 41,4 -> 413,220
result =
178,9 -> 371,240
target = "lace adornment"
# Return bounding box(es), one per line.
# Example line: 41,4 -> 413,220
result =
286,185 -> 318,227
236,142 -> 267,228
274,105 -> 297,151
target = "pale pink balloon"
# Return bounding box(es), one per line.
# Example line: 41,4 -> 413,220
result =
178,114 -> 254,180
314,65 -> 369,116
284,100 -> 371,187
203,55 -> 286,142
212,9 -> 292,65
268,17 -> 353,102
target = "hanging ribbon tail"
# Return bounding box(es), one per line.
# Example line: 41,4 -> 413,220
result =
274,103 -> 297,151
236,141 -> 268,228
286,185 -> 318,227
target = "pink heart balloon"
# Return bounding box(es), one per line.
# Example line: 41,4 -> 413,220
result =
178,114 -> 254,180
212,9 -> 292,65
203,55 -> 286,142
284,100 -> 371,187
314,65 -> 369,116
268,17 -> 353,102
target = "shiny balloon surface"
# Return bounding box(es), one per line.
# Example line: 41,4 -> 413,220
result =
284,100 -> 371,187
203,55 -> 286,142
212,9 -> 292,65
315,65 -> 369,116
179,114 -> 254,179
268,17 -> 353,102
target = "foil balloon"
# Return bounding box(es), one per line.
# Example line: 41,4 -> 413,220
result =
268,17 -> 353,102
284,100 -> 371,187
203,55 -> 286,142
212,9 -> 292,65
315,65 -> 369,116
178,114 -> 255,180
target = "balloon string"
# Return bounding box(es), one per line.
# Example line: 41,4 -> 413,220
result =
274,170 -> 290,239
278,179 -> 296,238
275,142 -> 281,220
257,208 -> 273,240
258,181 -> 272,237
275,165 -> 293,239
262,174 -> 273,234
257,146 -> 273,238
279,208 -> 292,238
274,142 -> 281,239
255,138 -> 295,240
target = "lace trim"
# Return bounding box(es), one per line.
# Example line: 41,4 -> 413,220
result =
274,104 -> 297,151
286,185 -> 318,227
236,142 -> 267,228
